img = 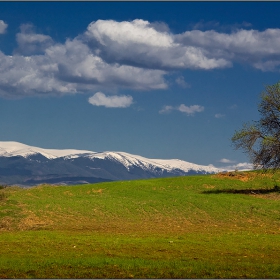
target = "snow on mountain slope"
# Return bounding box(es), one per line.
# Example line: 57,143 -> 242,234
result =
149,158 -> 218,173
0,141 -> 95,159
0,141 -> 219,174
0,141 -> 251,186
85,151 -> 219,173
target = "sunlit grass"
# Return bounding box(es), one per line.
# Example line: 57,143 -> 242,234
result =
0,170 -> 280,278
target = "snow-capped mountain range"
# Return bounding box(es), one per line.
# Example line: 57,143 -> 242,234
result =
0,141 -> 94,159
0,141 -> 222,186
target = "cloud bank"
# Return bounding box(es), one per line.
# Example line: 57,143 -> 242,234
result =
220,162 -> 254,171
175,28 -> 280,71
0,18 -> 280,98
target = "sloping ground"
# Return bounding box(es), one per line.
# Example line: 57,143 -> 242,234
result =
1,172 -> 279,234
0,171 -> 280,278
213,170 -> 274,181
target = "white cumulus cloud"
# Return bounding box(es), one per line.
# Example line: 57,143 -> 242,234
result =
175,28 -> 280,71
219,158 -> 236,163
84,19 -> 231,70
159,104 -> 204,116
175,76 -> 191,88
15,24 -> 54,55
0,35 -> 167,98
0,20 -> 8,34
88,92 -> 133,108
159,105 -> 174,114
86,19 -> 173,48
215,113 -> 225,118
178,104 -> 204,115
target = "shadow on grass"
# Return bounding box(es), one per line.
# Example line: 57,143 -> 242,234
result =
202,185 -> 280,195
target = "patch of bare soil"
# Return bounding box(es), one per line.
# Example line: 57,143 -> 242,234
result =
213,171 -> 273,182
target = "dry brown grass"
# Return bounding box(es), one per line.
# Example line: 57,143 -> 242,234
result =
203,184 -> 215,189
0,216 -> 14,231
249,192 -> 280,200
17,203 -> 54,231
92,188 -> 105,193
213,171 -> 273,182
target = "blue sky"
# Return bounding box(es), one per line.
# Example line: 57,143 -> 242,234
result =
0,2 -> 280,169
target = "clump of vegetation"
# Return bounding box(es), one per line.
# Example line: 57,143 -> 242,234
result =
232,82 -> 280,171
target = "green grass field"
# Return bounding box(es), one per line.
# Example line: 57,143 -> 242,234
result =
0,170 -> 280,278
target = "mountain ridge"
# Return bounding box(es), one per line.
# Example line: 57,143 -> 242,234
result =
0,141 -> 220,186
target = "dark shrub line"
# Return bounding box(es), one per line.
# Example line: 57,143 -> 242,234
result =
202,186 -> 280,195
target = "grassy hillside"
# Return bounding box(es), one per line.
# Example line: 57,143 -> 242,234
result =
0,170 -> 280,278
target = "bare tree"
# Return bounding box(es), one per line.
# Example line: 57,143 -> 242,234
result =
232,82 -> 280,171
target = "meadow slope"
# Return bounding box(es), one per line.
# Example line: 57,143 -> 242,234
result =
0,170 -> 280,278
